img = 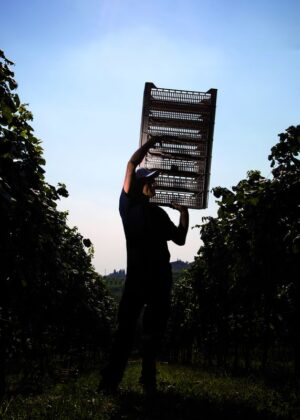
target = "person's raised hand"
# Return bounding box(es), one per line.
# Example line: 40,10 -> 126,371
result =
170,202 -> 188,213
148,135 -> 165,147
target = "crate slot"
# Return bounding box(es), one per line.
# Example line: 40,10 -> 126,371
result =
149,109 -> 204,122
148,125 -> 205,140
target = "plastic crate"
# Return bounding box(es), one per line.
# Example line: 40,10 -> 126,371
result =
139,82 -> 217,209
149,109 -> 207,122
148,125 -> 207,141
155,174 -> 205,192
150,87 -> 212,106
151,190 -> 204,209
144,154 -> 206,174
149,141 -> 207,159
149,110 -> 210,130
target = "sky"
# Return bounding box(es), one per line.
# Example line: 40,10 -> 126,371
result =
1,0 -> 299,275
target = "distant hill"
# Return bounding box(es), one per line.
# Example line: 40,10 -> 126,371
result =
104,260 -> 190,300
105,260 -> 190,279
106,269 -> 126,279
171,259 -> 190,272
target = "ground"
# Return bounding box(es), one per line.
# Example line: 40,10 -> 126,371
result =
0,361 -> 297,419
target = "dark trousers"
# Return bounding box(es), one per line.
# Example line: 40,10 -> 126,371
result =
102,268 -> 172,386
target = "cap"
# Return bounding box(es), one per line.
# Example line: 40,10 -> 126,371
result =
135,168 -> 159,183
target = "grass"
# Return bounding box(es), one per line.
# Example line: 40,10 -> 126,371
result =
0,361 -> 298,419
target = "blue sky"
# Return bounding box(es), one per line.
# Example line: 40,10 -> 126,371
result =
1,0 -> 299,274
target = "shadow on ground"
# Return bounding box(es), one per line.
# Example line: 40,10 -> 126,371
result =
110,389 -> 282,420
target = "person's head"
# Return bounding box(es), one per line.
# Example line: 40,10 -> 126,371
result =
134,168 -> 159,198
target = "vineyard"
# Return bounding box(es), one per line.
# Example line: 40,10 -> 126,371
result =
0,50 -> 116,394
1,49 -> 299,417
167,126 -> 300,376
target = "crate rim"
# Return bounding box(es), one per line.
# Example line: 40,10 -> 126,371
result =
147,82 -> 217,97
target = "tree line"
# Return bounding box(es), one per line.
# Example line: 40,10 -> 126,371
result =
166,124 -> 300,378
0,51 -> 116,394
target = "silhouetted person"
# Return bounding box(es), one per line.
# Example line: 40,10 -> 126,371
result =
99,137 -> 189,394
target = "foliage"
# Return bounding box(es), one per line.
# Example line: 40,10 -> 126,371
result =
0,50 -> 116,392
165,269 -> 199,362
167,125 -> 300,375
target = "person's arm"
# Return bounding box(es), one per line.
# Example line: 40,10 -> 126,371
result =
170,203 -> 189,245
123,137 -> 158,194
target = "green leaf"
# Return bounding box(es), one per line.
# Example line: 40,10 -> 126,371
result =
1,104 -> 14,124
248,197 -> 259,206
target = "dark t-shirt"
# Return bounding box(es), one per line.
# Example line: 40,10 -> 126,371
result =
119,189 -> 178,277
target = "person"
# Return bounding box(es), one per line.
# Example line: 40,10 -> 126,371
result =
99,137 -> 189,394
